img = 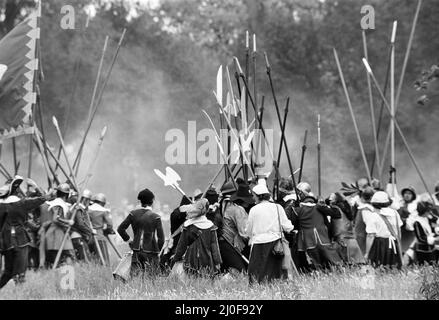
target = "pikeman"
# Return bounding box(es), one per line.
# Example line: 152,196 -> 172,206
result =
88,193 -> 115,265
0,176 -> 51,289
218,181 -> 253,274
69,190 -> 93,262
44,183 -> 75,268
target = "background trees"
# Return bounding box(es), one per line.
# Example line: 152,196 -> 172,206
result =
0,0 -> 437,207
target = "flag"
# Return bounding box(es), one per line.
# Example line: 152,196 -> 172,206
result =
0,2 -> 41,141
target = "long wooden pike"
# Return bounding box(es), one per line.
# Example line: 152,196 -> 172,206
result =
234,57 -> 274,162
52,116 -> 78,188
317,114 -> 322,198
390,21 -> 398,196
362,30 -> 381,178
333,48 -> 372,181
379,0 -> 422,179
202,110 -> 239,189
298,130 -> 308,183
274,98 -> 290,200
73,29 -> 126,175
12,138 -> 17,175
363,58 -> 434,202
53,126 -> 108,269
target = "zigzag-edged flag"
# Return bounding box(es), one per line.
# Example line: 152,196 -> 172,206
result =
0,1 -> 41,142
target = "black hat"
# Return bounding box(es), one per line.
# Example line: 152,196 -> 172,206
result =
138,188 -> 155,204
221,181 -> 236,195
205,187 -> 219,205
231,183 -> 254,204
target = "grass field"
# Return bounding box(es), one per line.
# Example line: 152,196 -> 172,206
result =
0,261 -> 435,300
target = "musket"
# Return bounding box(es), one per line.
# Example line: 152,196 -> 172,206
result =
362,58 -> 434,203
298,130 -> 308,183
52,126 -> 108,269
333,48 -> 371,182
73,29 -> 126,175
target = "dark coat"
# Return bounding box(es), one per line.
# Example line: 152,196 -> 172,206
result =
173,224 -> 222,276
118,207 -> 165,254
0,196 -> 47,251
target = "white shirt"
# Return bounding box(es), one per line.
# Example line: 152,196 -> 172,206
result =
364,207 -> 403,238
246,201 -> 294,245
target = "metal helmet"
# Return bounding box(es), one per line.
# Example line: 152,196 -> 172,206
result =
81,189 -> 92,200
297,182 -> 311,194
92,193 -> 106,205
56,183 -> 71,195
434,181 -> 439,194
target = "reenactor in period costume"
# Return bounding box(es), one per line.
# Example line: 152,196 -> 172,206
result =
218,182 -> 252,273
44,183 -> 74,267
327,192 -> 365,264
118,188 -> 165,278
172,198 -> 222,277
364,191 -> 403,269
0,176 -> 50,289
69,190 -> 93,262
88,193 -> 115,265
412,201 -> 439,265
289,191 -> 342,271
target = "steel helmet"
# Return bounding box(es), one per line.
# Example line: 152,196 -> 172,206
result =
81,189 -> 92,200
297,182 -> 311,194
92,193 -> 106,204
56,183 -> 71,195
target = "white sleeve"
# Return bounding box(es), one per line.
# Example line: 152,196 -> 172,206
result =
364,211 -> 378,234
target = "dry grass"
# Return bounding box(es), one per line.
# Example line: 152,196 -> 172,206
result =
0,261 -> 429,300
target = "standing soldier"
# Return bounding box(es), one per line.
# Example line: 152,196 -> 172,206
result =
44,183 -> 74,268
88,193 -> 115,265
69,190 -> 93,262
0,176 -> 51,289
118,188 -> 165,278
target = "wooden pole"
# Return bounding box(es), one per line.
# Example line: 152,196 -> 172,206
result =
333,48 -> 372,181
73,29 -> 126,175
363,58 -> 434,202
362,30 -> 381,178
390,21 -> 397,197
317,114 -> 321,199
378,0 -> 422,179
298,130 -> 308,183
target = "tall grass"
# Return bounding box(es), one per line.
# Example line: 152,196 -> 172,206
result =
0,262 -> 429,300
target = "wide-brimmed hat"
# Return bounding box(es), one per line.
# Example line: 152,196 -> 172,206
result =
220,181 -> 236,195
205,187 -> 219,204
231,183 -> 254,204
371,191 -> 391,207
401,186 -> 416,199
252,184 -> 270,196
